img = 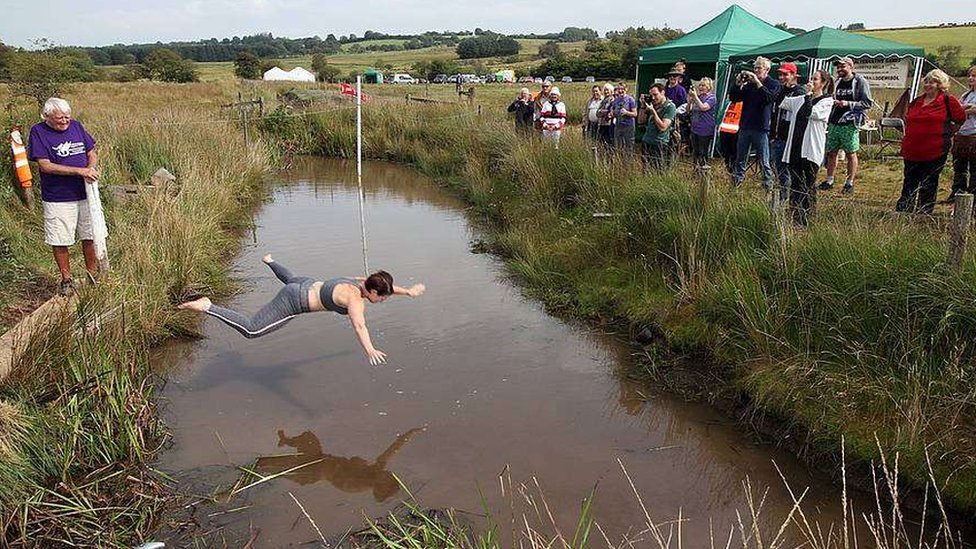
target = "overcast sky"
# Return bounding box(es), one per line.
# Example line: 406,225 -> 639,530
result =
3,0 -> 971,48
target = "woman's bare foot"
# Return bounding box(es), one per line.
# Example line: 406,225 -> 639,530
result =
177,296 -> 212,312
262,254 -> 273,264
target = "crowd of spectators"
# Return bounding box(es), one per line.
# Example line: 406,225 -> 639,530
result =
507,57 -> 976,227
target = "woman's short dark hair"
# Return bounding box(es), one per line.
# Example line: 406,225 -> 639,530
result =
365,270 -> 394,296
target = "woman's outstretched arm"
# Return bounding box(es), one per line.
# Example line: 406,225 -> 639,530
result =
347,299 -> 387,365
393,283 -> 425,297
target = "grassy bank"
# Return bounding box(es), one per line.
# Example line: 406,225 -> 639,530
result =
0,81 -> 271,546
255,92 -> 976,516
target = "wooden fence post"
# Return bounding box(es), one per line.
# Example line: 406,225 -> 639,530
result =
769,183 -> 781,214
25,189 -> 34,210
948,193 -> 974,270
591,146 -> 598,163
242,106 -> 249,148
696,164 -> 711,207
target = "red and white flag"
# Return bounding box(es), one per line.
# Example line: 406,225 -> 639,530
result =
339,83 -> 370,103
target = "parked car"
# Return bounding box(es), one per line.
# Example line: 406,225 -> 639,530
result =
518,76 -> 535,83
533,77 -> 543,84
484,74 -> 497,83
390,73 -> 416,84
561,76 -> 573,83
432,74 -> 448,84
544,75 -> 555,83
585,76 -> 596,83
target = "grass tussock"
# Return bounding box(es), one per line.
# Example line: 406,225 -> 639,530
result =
0,80 -> 270,546
257,97 -> 976,513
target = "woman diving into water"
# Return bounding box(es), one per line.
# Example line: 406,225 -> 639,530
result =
177,254 -> 425,364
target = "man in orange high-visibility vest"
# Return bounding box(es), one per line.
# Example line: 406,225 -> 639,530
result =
719,101 -> 742,175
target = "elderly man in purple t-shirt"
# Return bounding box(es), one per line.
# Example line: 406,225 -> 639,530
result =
27,97 -> 100,296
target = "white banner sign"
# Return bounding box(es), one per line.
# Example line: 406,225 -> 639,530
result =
853,59 -> 913,89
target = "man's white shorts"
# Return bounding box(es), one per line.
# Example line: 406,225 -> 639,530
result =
43,200 -> 93,247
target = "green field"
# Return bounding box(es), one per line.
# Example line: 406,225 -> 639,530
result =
192,39 -> 587,82
858,26 -> 976,60
339,38 -> 407,52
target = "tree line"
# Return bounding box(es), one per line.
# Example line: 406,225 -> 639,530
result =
73,27 -> 602,65
80,31 -> 473,65
0,40 -> 202,106
532,26 -> 685,79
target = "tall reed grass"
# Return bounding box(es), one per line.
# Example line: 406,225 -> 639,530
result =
257,97 -> 976,513
296,448 -> 961,549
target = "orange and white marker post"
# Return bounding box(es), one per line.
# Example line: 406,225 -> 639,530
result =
9,126 -> 34,209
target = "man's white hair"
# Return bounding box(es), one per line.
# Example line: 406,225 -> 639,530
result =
753,57 -> 772,70
42,97 -> 71,119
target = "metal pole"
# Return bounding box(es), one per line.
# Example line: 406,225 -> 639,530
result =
356,75 -> 369,277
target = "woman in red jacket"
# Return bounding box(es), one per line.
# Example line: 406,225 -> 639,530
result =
896,69 -> 966,214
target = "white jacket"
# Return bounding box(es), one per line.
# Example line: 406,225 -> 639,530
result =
540,100 -> 567,131
779,95 -> 834,165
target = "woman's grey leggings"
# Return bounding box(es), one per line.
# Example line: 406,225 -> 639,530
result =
206,261 -> 313,339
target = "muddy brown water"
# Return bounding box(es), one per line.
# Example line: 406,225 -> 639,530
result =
155,157 -> 870,547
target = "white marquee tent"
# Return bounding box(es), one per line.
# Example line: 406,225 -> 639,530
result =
263,66 -> 316,82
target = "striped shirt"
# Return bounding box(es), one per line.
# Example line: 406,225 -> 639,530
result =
540,100 -> 567,131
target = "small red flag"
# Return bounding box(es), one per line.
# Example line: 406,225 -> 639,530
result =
339,83 -> 370,103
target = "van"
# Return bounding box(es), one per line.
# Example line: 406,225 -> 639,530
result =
391,73 -> 416,84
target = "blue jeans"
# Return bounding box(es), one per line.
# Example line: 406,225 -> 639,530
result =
770,139 -> 790,199
733,129 -> 773,187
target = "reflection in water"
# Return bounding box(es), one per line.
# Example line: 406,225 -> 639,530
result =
255,428 -> 424,502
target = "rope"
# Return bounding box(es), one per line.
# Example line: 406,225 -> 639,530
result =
356,77 -> 369,277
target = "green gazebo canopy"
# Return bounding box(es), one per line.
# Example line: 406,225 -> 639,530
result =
637,4 -> 793,66
729,26 -> 924,64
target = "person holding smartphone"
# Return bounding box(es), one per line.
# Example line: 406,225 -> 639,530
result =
640,84 -> 677,171
612,83 -> 638,151
507,87 -> 535,134
596,82 -> 616,149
